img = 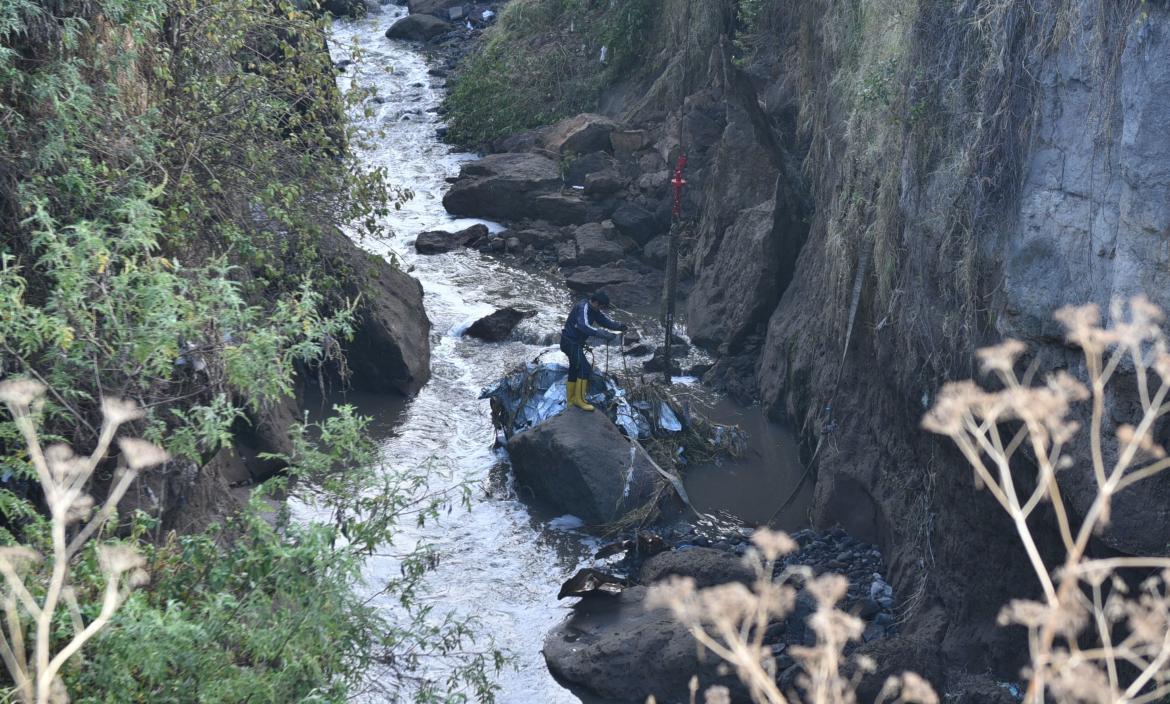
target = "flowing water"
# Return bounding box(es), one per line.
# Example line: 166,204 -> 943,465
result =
313,8 -> 811,702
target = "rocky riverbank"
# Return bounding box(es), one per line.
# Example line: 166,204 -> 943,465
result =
320,0 -> 1170,699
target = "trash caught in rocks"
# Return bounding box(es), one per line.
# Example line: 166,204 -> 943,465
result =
479,361 -> 747,469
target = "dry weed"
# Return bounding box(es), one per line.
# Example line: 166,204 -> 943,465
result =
924,295 -> 1170,703
0,380 -> 165,703
646,529 -> 935,704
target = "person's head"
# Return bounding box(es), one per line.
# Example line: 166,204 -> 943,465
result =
589,291 -> 611,310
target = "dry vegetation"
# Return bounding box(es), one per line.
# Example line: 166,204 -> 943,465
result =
0,380 -> 167,704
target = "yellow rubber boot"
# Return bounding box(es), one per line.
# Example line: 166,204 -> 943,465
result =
571,379 -> 595,412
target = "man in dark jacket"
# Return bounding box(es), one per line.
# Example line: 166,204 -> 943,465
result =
560,291 -> 627,411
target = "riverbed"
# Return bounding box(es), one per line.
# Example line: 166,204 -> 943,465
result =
316,8 -> 811,702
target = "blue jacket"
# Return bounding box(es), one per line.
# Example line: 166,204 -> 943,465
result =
561,298 -> 623,345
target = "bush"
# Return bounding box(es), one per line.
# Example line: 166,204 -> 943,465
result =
0,1 -> 503,701
444,0 -> 658,147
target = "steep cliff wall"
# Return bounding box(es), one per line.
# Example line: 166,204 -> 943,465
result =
441,0 -> 1170,686
734,0 -> 1170,681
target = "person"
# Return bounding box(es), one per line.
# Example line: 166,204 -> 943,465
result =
560,291 -> 627,412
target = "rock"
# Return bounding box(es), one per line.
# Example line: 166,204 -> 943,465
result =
506,410 -> 661,525
573,222 -> 624,266
513,228 -> 569,250
407,0 -> 462,16
687,196 -> 789,350
126,454 -> 238,534
414,223 -> 488,254
442,153 -> 570,223
611,202 -> 661,245
610,129 -> 650,158
317,0 -> 367,17
556,241 -> 579,267
637,170 -> 670,193
641,234 -> 671,266
643,351 -> 682,376
686,363 -> 713,377
321,228 -> 431,395
563,264 -> 662,306
385,13 -> 451,41
544,587 -> 746,703
639,547 -> 755,589
464,306 -> 536,342
542,113 -> 619,155
231,393 -> 300,482
584,169 -> 626,196
527,192 -> 599,226
563,151 -> 612,187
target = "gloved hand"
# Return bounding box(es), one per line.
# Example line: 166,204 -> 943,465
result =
607,331 -> 620,343
618,323 -> 629,332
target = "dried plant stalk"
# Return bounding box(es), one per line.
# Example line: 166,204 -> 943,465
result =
0,380 -> 166,704
923,296 -> 1170,703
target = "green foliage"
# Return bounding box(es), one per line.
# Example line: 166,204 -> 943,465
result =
0,408 -> 503,703
0,1 -> 502,701
444,0 -> 658,147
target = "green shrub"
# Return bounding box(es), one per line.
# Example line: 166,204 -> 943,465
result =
444,0 -> 658,147
0,1 -> 503,700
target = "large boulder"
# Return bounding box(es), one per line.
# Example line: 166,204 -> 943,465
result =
414,223 -> 488,254
572,222 -> 625,266
322,228 -> 431,395
611,202 -> 661,245
231,393 -> 301,482
464,306 -> 535,342
563,151 -> 613,187
542,113 -> 620,155
407,0 -> 462,16
385,13 -> 450,41
564,263 -> 663,306
544,587 -> 746,703
686,196 -> 788,350
442,153 -> 564,222
640,547 -> 755,589
506,410 -> 660,525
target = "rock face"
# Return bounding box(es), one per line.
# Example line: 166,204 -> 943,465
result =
506,410 -> 660,525
231,393 -> 301,483
322,228 -> 431,395
464,306 -> 535,342
385,13 -> 450,41
992,6 -> 1170,554
544,587 -> 746,703
687,195 -> 789,349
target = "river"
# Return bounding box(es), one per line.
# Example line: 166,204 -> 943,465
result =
316,7 -> 810,702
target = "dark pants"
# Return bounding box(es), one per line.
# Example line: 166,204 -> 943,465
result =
560,338 -> 591,382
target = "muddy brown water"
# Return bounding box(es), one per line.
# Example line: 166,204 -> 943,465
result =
292,9 -> 812,702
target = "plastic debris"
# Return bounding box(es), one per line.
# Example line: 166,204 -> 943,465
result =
548,514 -> 585,531
482,9 -> 495,22
658,402 -> 682,432
480,362 -> 649,440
